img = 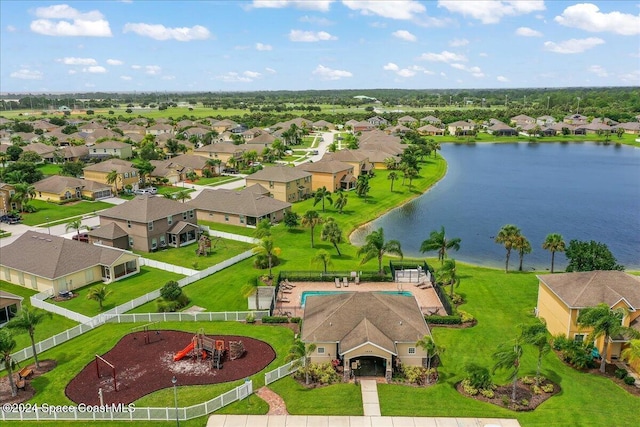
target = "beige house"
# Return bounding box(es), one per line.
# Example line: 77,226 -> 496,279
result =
187,185 -> 291,227
0,231 -> 140,294
447,120 -> 475,135
0,290 -> 23,326
88,140 -> 133,159
83,159 -> 139,193
97,195 -> 199,252
34,176 -> 112,202
296,160 -> 355,191
537,271 -> 640,370
0,182 -> 19,214
323,150 -> 372,178
245,166 -> 312,203
194,142 -> 245,167
302,292 -> 432,381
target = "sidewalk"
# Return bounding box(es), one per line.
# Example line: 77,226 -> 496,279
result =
360,379 -> 381,416
207,415 -> 522,426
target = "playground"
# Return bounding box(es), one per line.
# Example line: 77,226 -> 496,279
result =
65,329 -> 276,405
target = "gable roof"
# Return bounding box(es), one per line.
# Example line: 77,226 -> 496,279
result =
83,158 -> 135,173
538,271 -> 640,309
187,187 -> 290,217
34,176 -> 111,194
195,142 -> 245,154
301,292 -> 430,351
100,195 -> 191,223
0,231 -> 137,280
247,165 -> 311,183
297,159 -> 353,174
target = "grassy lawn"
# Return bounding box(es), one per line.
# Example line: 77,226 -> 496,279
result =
134,239 -> 252,270
49,267 -> 183,316
37,163 -> 62,176
433,132 -> 640,147
21,199 -> 114,226
193,176 -> 242,186
0,281 -> 78,352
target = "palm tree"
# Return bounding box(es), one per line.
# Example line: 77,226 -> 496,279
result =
313,186 -> 333,212
285,338 -> 317,385
621,339 -> 640,366
577,304 -> 637,373
513,234 -> 532,272
437,258 -> 460,299
415,335 -> 443,383
357,227 -> 403,274
384,157 -> 398,170
106,169 -> 121,194
173,189 -> 192,203
0,329 -> 17,397
6,306 -> 52,368
254,218 -> 272,239
86,285 -> 113,311
65,218 -> 89,239
334,190 -> 348,214
405,167 -> 419,188
355,174 -> 370,200
311,249 -> 332,273
13,182 -> 36,212
520,321 -> 550,385
226,156 -> 238,171
420,226 -> 462,265
206,158 -> 222,176
388,171 -> 398,192
542,233 -> 566,273
492,338 -> 523,402
252,236 -> 281,278
134,160 -> 155,187
301,210 -> 322,248
320,217 -> 344,256
495,224 -> 522,273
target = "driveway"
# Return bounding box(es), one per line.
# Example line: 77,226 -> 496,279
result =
292,131 -> 336,165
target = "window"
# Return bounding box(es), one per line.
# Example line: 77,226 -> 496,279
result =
124,172 -> 129,178
148,221 -> 153,231
182,212 -> 187,220
269,181 -> 274,189
239,215 -> 245,224
151,238 -> 157,250
167,215 -> 173,225
189,210 -> 194,219
317,347 -> 325,354
127,220 -> 131,228
224,215 -> 229,222
128,237 -> 134,247
574,334 -> 585,343
160,235 -> 166,247
408,347 -> 416,355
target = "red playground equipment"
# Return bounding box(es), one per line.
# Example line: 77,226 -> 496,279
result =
173,329 -> 226,369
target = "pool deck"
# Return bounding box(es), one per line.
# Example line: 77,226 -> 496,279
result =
275,280 -> 445,318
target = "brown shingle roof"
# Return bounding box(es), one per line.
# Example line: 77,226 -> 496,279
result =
187,188 -> 290,217
83,159 -> 135,173
297,160 -> 353,174
34,176 -> 111,194
88,222 -> 128,239
538,271 -> 640,309
100,195 -> 192,223
247,165 -> 311,183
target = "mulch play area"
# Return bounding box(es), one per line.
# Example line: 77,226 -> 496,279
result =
65,330 -> 276,405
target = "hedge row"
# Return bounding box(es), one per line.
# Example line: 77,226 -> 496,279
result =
425,314 -> 462,324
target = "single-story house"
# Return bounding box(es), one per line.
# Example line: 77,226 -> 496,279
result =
33,175 -> 112,202
302,292 -> 433,381
0,231 -> 140,294
417,124 -> 444,136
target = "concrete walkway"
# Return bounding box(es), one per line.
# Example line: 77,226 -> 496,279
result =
207,415 -> 522,426
360,379 -> 381,416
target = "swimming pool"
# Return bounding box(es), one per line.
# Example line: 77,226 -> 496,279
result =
300,290 -> 413,307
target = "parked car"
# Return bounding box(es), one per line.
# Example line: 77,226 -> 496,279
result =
311,150 -> 319,155
0,214 -> 22,224
134,187 -> 157,195
71,233 -> 89,243
222,168 -> 238,174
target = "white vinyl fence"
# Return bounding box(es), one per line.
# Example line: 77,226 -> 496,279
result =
201,226 -> 259,244
0,379 -> 253,422
102,311 -> 270,324
139,258 -> 198,276
30,290 -> 92,324
265,358 -> 302,385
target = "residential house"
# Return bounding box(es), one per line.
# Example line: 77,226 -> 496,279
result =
244,132 -> 276,149
584,122 -> 612,134
167,154 -> 210,177
417,124 -> 444,136
146,123 -> 174,136
97,195 -> 199,252
59,145 -> 90,162
88,222 -> 130,250
119,124 -> 146,137
615,122 -> 640,135
536,271 -> 640,369
83,159 -> 139,193
88,140 -> 133,160
149,159 -> 184,184
0,231 -> 140,294
187,186 -> 291,227
78,122 -> 104,134
487,120 -> 518,136
0,182 -> 19,214
510,114 -> 536,127
367,116 -> 388,127
33,176 -> 112,202
563,114 -> 588,125
355,148 -> 400,170
420,115 -> 441,126
323,150 -> 372,178
296,160 -> 356,191
536,116 -> 556,126
387,124 -> 411,135
397,115 -> 418,126
210,119 -> 238,134
0,290 -> 22,326
313,120 -> 335,130
22,142 -> 56,160
302,292 -> 432,381
447,120 -> 475,136
194,142 -> 245,167
245,166 -> 312,203
352,121 -> 377,132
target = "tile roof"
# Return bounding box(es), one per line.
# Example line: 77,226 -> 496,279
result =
100,195 -> 192,223
538,271 -> 640,309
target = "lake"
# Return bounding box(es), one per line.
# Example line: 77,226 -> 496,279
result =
352,142 -> 640,271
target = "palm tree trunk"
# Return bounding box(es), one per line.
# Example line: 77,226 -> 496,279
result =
518,253 -> 524,271
512,376 -> 517,402
378,254 -> 383,274
30,330 -> 40,368
600,335 -> 608,373
505,250 -> 511,273
550,251 -> 555,273
5,360 -> 16,397
310,226 -> 315,248
334,243 -> 341,256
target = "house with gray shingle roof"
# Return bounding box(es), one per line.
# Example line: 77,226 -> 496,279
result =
187,187 -> 291,227
536,271 -> 640,366
97,195 -> 199,252
302,292 -> 432,380
0,231 -> 140,294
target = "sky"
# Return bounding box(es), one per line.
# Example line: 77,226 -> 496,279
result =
1,1 -> 639,93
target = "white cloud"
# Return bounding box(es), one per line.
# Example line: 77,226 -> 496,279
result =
30,4 -> 112,37
449,38 -> 469,47
265,67 -> 277,73
106,59 -> 123,65
450,63 -> 484,78
162,75 -> 176,80
145,65 -> 161,75
124,23 -> 211,41
131,65 -> 142,70
515,27 -> 542,37
397,68 -> 416,78
497,75 -> 509,82
543,37 -> 604,54
289,30 -> 337,42
450,63 -> 466,70
216,72 -> 252,83
479,52 -> 488,57
418,50 -> 467,63
312,64 -> 352,80
342,0 -> 426,20
7,25 -> 17,32
383,62 -> 399,71
83,66 -> 106,73
58,57 -> 97,65
10,69 -> 43,80
618,70 -> 640,84
244,71 -> 262,78
392,30 -> 416,42
588,65 -> 608,77
383,63 -> 432,78
68,69 -> 77,75
555,3 -> 640,36
120,75 -> 133,81
299,15 -> 334,25
438,0 -> 545,24
251,1 -> 333,11
256,42 -> 273,51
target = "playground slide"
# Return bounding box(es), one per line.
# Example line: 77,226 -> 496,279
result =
174,342 -> 195,361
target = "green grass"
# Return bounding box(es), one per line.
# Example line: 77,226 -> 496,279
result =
49,267 -> 183,316
193,176 -> 242,186
21,199 -> 114,226
37,163 -> 62,176
269,377 -> 363,415
134,239 -> 252,270
0,281 -> 78,352
434,132 -> 640,147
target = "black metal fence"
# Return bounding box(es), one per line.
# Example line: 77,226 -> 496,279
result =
389,260 -> 452,315
277,270 -> 391,283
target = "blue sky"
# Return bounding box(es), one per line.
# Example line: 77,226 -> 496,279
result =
1,1 -> 639,92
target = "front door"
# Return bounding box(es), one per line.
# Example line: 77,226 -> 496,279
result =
352,356 -> 386,377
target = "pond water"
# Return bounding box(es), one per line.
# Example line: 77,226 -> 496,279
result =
352,142 -> 640,271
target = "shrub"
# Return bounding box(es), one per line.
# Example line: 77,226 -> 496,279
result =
307,363 -> 340,385
520,399 -> 529,407
501,395 -> 510,407
465,363 -> 493,390
458,309 -> 475,323
623,376 -> 636,386
403,366 -> 434,385
289,317 -> 302,324
261,316 -> 289,324
451,293 -> 464,305
615,368 -> 628,379
480,389 -> 495,398
425,315 -> 462,324
245,312 -> 256,324
541,383 -> 554,393
157,280 -> 189,312
461,379 -> 479,396
522,376 -> 535,385
532,385 -> 542,395
160,281 -> 182,300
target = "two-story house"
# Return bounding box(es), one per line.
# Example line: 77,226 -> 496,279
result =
245,166 -> 312,203
93,195 -> 199,252
0,182 -> 19,214
323,150 -> 372,178
83,159 -> 139,193
297,160 -> 356,191
193,143 -> 245,169
88,140 -> 133,160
